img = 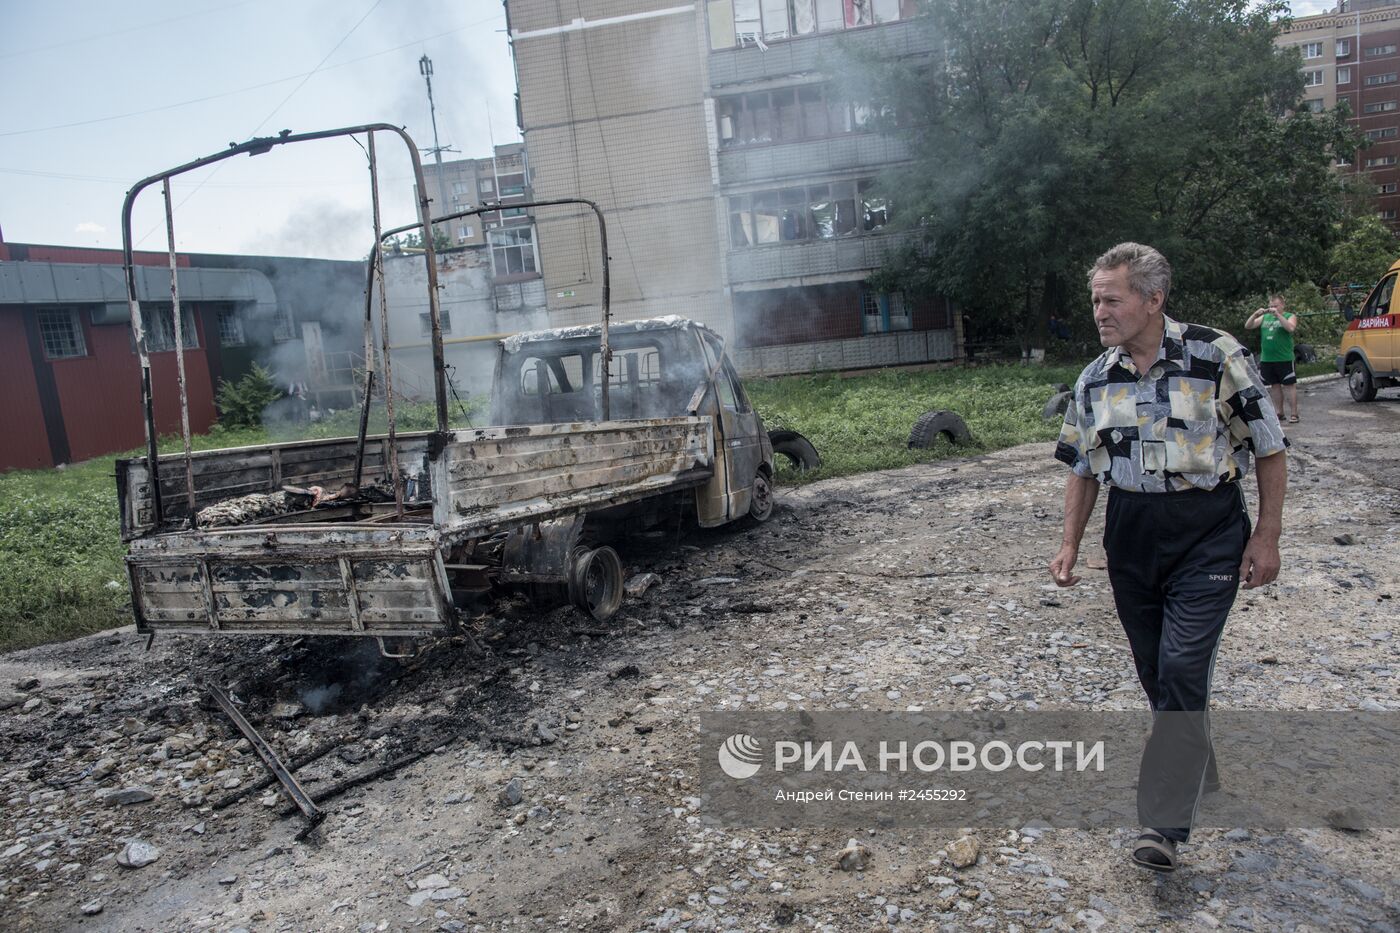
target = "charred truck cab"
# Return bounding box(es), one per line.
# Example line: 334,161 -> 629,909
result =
115,126 -> 774,649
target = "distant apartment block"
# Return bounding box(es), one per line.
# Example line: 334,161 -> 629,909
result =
503,0 -> 958,377
1283,1 -> 1400,225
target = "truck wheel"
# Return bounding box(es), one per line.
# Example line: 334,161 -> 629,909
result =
1349,360 -> 1378,402
749,471 -> 774,522
768,430 -> 820,472
1042,391 -> 1072,422
908,410 -> 972,449
569,546 -> 624,622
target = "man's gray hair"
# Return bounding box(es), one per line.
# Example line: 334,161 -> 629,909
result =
1088,242 -> 1171,305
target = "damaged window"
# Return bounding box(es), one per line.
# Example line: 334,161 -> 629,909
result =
592,345 -> 662,388
710,0 -> 909,46
728,179 -> 888,248
520,353 -> 586,396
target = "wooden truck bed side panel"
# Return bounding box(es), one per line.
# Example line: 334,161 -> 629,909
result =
126,526 -> 451,636
432,417 -> 715,533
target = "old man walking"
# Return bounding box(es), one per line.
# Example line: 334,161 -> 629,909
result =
1048,242 -> 1288,872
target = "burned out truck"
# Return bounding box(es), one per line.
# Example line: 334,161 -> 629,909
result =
114,125 -> 776,650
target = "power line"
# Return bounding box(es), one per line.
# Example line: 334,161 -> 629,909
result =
0,11 -> 506,140
0,166 -> 414,188
135,0 -> 385,247
0,0 -> 261,60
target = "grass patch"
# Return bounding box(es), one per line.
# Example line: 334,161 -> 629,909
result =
748,363 -> 1083,484
1297,359 -> 1337,379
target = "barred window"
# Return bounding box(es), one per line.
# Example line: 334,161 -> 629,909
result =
37,308 -> 86,359
218,308 -> 245,346
144,306 -> 199,352
419,309 -> 453,337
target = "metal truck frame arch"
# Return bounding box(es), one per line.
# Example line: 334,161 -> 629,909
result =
120,124 -> 446,530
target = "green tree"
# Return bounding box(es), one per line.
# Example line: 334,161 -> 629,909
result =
858,0 -> 1360,357
215,364 -> 283,428
1328,211 -> 1397,294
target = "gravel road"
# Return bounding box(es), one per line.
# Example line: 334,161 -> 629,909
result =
1,374 -> 1397,932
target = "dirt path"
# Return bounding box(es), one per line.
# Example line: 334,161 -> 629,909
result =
1,375 -> 1397,932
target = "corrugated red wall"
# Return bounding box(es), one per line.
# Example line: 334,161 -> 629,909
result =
0,242 -> 218,471
49,313 -> 217,464
0,310 -> 52,471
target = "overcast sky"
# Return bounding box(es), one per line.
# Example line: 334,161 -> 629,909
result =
0,0 -> 517,260
0,1 -> 1340,261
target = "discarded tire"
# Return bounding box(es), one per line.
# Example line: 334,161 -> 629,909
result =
907,410 -> 972,449
768,429 -> 821,472
1295,343 -> 1317,364
1042,390 -> 1072,422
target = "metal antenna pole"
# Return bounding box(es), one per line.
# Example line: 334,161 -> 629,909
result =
419,55 -> 454,246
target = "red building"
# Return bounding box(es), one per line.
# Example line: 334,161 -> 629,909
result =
0,241 -> 361,471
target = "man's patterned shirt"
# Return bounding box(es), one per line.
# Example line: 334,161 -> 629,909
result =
1054,316 -> 1289,492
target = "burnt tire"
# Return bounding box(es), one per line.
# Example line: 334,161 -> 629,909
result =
908,410 -> 972,449
749,471 -> 774,523
1042,391 -> 1072,422
569,546 -> 624,622
769,430 -> 821,473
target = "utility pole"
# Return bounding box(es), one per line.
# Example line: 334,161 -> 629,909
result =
418,55 -> 457,246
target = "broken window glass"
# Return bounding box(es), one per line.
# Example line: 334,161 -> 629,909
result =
816,0 -> 843,30
847,0 -> 872,27
728,199 -> 752,248
761,0 -> 789,39
830,181 -> 857,236
791,0 -> 816,34
751,192 -> 782,243
808,185 -> 835,239
799,86 -> 827,138
779,188 -> 808,241
887,292 -> 911,330
859,180 -> 890,230
734,0 -> 761,44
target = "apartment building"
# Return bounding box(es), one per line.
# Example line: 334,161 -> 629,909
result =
1284,0 -> 1400,222
504,0 -> 958,377
413,142 -> 538,256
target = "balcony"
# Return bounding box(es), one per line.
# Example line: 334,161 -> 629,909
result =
726,230 -> 913,286
708,19 -> 932,90
718,133 -> 910,186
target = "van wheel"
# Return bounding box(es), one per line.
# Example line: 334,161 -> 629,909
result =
569,546 -> 624,622
1349,361 -> 1378,402
749,471 -> 774,522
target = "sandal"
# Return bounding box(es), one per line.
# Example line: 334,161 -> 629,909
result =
1288,415 -> 1299,423
1132,830 -> 1179,874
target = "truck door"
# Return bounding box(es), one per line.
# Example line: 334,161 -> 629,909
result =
1359,271 -> 1400,374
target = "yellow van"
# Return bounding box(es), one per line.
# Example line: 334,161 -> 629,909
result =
1339,258 -> 1400,401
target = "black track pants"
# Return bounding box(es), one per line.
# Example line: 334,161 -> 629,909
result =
1104,481 -> 1251,842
